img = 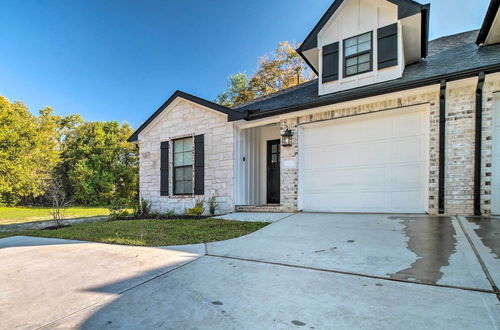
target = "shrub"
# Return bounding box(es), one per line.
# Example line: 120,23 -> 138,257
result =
187,199 -> 205,217
133,198 -> 152,218
208,194 -> 218,216
109,197 -> 129,221
162,210 -> 176,218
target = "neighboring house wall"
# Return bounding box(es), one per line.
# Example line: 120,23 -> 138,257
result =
138,100 -> 235,214
279,74 -> 500,215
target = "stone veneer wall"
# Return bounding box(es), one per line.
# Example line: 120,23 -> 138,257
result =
279,77 -> 500,215
138,100 -> 235,215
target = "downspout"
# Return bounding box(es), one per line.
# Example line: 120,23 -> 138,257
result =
439,80 -> 447,214
474,72 -> 486,215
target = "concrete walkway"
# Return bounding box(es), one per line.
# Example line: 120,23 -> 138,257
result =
0,216 -> 108,232
1,214 -> 499,329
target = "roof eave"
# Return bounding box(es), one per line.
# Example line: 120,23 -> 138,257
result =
299,0 -> 429,53
476,0 -> 500,45
127,91 -> 244,143
246,63 -> 500,121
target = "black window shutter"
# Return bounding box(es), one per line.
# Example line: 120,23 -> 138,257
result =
194,134 -> 205,195
322,42 -> 339,83
378,23 -> 398,69
160,141 -> 169,196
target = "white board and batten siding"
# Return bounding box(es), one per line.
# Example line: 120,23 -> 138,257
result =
318,0 -> 404,96
492,94 -> 500,215
298,106 -> 430,213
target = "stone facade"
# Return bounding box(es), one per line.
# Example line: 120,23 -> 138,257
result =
138,100 -> 234,215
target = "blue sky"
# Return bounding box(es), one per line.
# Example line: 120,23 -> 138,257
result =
0,0 -> 491,128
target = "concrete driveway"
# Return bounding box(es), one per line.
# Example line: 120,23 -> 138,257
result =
1,214 -> 499,329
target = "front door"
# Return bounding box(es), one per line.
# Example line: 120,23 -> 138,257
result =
267,139 -> 280,204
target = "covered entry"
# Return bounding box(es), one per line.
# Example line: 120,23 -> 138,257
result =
235,123 -> 281,206
298,106 -> 429,213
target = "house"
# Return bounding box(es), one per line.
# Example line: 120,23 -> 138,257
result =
129,0 -> 500,216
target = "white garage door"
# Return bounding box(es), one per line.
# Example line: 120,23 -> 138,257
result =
299,107 -> 429,213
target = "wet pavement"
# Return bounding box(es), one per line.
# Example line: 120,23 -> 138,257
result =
466,216 -> 500,259
387,216 -> 457,284
461,215 -> 500,287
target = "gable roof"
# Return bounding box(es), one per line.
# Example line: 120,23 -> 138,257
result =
128,91 -> 244,142
297,0 -> 428,53
236,30 -> 500,119
476,0 -> 500,45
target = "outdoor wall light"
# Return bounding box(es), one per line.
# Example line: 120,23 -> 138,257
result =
281,127 -> 293,147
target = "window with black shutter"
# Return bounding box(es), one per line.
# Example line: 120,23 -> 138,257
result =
322,42 -> 339,83
160,141 -> 169,196
377,23 -> 398,69
194,134 -> 205,195
173,137 -> 193,195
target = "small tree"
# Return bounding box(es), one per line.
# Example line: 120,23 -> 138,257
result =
208,194 -> 218,216
46,178 -> 70,228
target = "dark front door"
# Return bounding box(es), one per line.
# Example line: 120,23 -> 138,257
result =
267,139 -> 280,204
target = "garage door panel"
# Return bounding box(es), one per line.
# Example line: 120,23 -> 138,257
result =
390,137 -> 425,162
303,166 -> 388,190
392,111 -> 425,136
391,164 -> 425,188
358,142 -> 390,165
357,118 -> 391,141
304,191 -> 388,212
390,191 -> 425,211
304,145 -> 357,168
300,108 -> 428,213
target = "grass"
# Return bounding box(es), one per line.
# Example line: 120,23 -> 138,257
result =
0,206 -> 111,225
0,218 -> 269,246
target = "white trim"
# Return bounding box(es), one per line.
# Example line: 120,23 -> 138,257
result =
138,97 -> 228,141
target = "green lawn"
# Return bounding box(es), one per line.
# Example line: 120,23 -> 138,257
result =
0,218 -> 268,246
0,207 -> 110,225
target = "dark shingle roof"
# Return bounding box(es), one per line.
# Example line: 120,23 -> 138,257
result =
235,30 -> 500,118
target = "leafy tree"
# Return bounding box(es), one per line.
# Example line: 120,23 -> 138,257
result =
61,121 -> 138,205
0,97 -> 61,205
215,73 -> 254,107
215,41 -> 314,107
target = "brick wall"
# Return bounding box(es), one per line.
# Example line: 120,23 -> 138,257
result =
444,83 -> 476,215
138,100 -> 235,215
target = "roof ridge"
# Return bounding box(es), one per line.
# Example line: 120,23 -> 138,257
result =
429,29 -> 479,43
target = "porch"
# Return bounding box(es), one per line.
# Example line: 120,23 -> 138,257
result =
234,123 -> 283,210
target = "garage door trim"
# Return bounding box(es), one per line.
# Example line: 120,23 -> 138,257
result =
297,105 -> 430,213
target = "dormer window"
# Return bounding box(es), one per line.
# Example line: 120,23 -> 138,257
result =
343,32 -> 373,77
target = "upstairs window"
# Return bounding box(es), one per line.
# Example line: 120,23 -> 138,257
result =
173,137 -> 193,195
343,32 -> 372,77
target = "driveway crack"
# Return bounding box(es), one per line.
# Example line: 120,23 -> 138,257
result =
456,216 -> 500,301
